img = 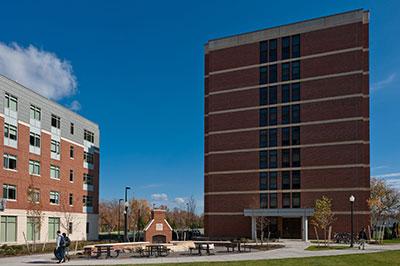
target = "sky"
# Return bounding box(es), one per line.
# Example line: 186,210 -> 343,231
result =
0,1 -> 399,212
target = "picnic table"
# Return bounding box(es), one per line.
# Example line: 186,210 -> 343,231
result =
191,241 -> 230,255
141,244 -> 171,257
94,244 -> 120,258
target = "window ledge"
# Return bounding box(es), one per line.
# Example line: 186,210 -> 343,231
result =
4,168 -> 17,172
50,177 -> 60,181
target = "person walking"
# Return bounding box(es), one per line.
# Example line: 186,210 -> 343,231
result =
55,231 -> 65,263
358,227 -> 368,250
62,233 -> 71,262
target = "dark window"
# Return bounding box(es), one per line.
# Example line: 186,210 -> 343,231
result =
260,109 -> 268,127
282,193 -> 291,208
292,61 -> 300,80
68,222 -> 73,234
70,123 -> 74,135
292,171 -> 301,189
269,172 -> 277,190
292,148 -> 301,167
269,86 -> 277,104
269,193 -> 277,208
282,171 -> 290,189
260,193 -> 268,208
69,170 -> 74,182
269,107 -> 277,125
282,37 -> 290,59
260,41 -> 268,63
260,130 -> 268,148
260,173 -> 268,190
292,35 -> 300,58
282,127 -> 290,146
260,67 -> 268,84
291,83 -> 300,101
292,192 -> 301,208
269,150 -> 277,168
70,146 -> 74,158
269,65 -> 277,83
282,106 -> 290,124
292,127 -> 300,145
268,129 -> 277,147
282,84 -> 290,103
269,39 -> 277,62
69,193 -> 73,206
292,105 -> 300,123
260,87 -> 268,105
282,149 -> 290,168
86,222 -> 90,234
51,115 -> 60,129
260,151 -> 268,169
282,63 -> 290,81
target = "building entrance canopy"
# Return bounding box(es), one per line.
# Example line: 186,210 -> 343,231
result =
244,208 -> 314,241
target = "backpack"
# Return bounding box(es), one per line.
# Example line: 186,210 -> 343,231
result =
59,236 -> 65,247
64,236 -> 71,247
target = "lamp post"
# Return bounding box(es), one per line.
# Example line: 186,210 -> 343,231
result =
118,198 -> 124,242
349,195 -> 355,247
124,186 -> 131,242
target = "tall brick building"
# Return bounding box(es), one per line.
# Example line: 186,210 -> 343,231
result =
0,74 -> 99,244
204,9 -> 370,240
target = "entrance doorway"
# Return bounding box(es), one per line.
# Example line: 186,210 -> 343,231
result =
152,235 -> 167,243
282,218 -> 301,239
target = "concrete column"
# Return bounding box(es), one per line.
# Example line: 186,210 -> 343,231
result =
251,216 -> 257,240
302,216 -> 309,241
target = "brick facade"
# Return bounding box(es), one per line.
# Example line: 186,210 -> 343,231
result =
204,10 -> 370,240
0,75 -> 100,244
144,209 -> 173,243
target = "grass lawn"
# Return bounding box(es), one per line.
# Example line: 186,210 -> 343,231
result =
305,245 -> 350,251
382,239 -> 400,244
115,250 -> 400,266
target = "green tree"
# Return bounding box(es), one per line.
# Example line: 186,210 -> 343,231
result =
311,196 -> 336,246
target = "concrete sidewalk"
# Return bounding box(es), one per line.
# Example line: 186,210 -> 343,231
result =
1,240 -> 399,266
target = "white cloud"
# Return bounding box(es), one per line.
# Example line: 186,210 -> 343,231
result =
68,100 -> 81,111
377,172 -> 400,178
371,73 -> 396,91
0,42 -> 77,100
174,197 -> 186,205
151,193 -> 168,202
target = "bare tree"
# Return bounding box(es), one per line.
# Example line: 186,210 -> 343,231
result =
26,183 -> 44,252
60,203 -> 80,238
256,217 -> 270,245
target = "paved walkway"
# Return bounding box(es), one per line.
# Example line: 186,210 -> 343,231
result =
1,240 -> 400,266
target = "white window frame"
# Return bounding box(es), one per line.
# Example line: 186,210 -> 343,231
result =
4,123 -> 17,141
49,191 -> 60,205
3,154 -> 17,171
3,184 -> 17,201
84,130 -> 94,143
50,140 -> 60,155
50,165 -> 60,180
5,93 -> 18,111
29,132 -> 41,148
29,160 -> 41,176
29,105 -> 41,121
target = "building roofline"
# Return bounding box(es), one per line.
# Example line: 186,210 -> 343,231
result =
205,9 -> 369,52
0,73 -> 99,128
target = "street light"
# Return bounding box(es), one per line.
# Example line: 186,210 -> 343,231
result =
118,198 -> 124,242
124,186 -> 131,242
349,195 -> 355,247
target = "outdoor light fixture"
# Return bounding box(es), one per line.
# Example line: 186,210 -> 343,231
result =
118,198 -> 124,241
349,195 -> 355,247
124,186 -> 131,242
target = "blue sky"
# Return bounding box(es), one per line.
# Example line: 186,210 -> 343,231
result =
0,1 -> 399,211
